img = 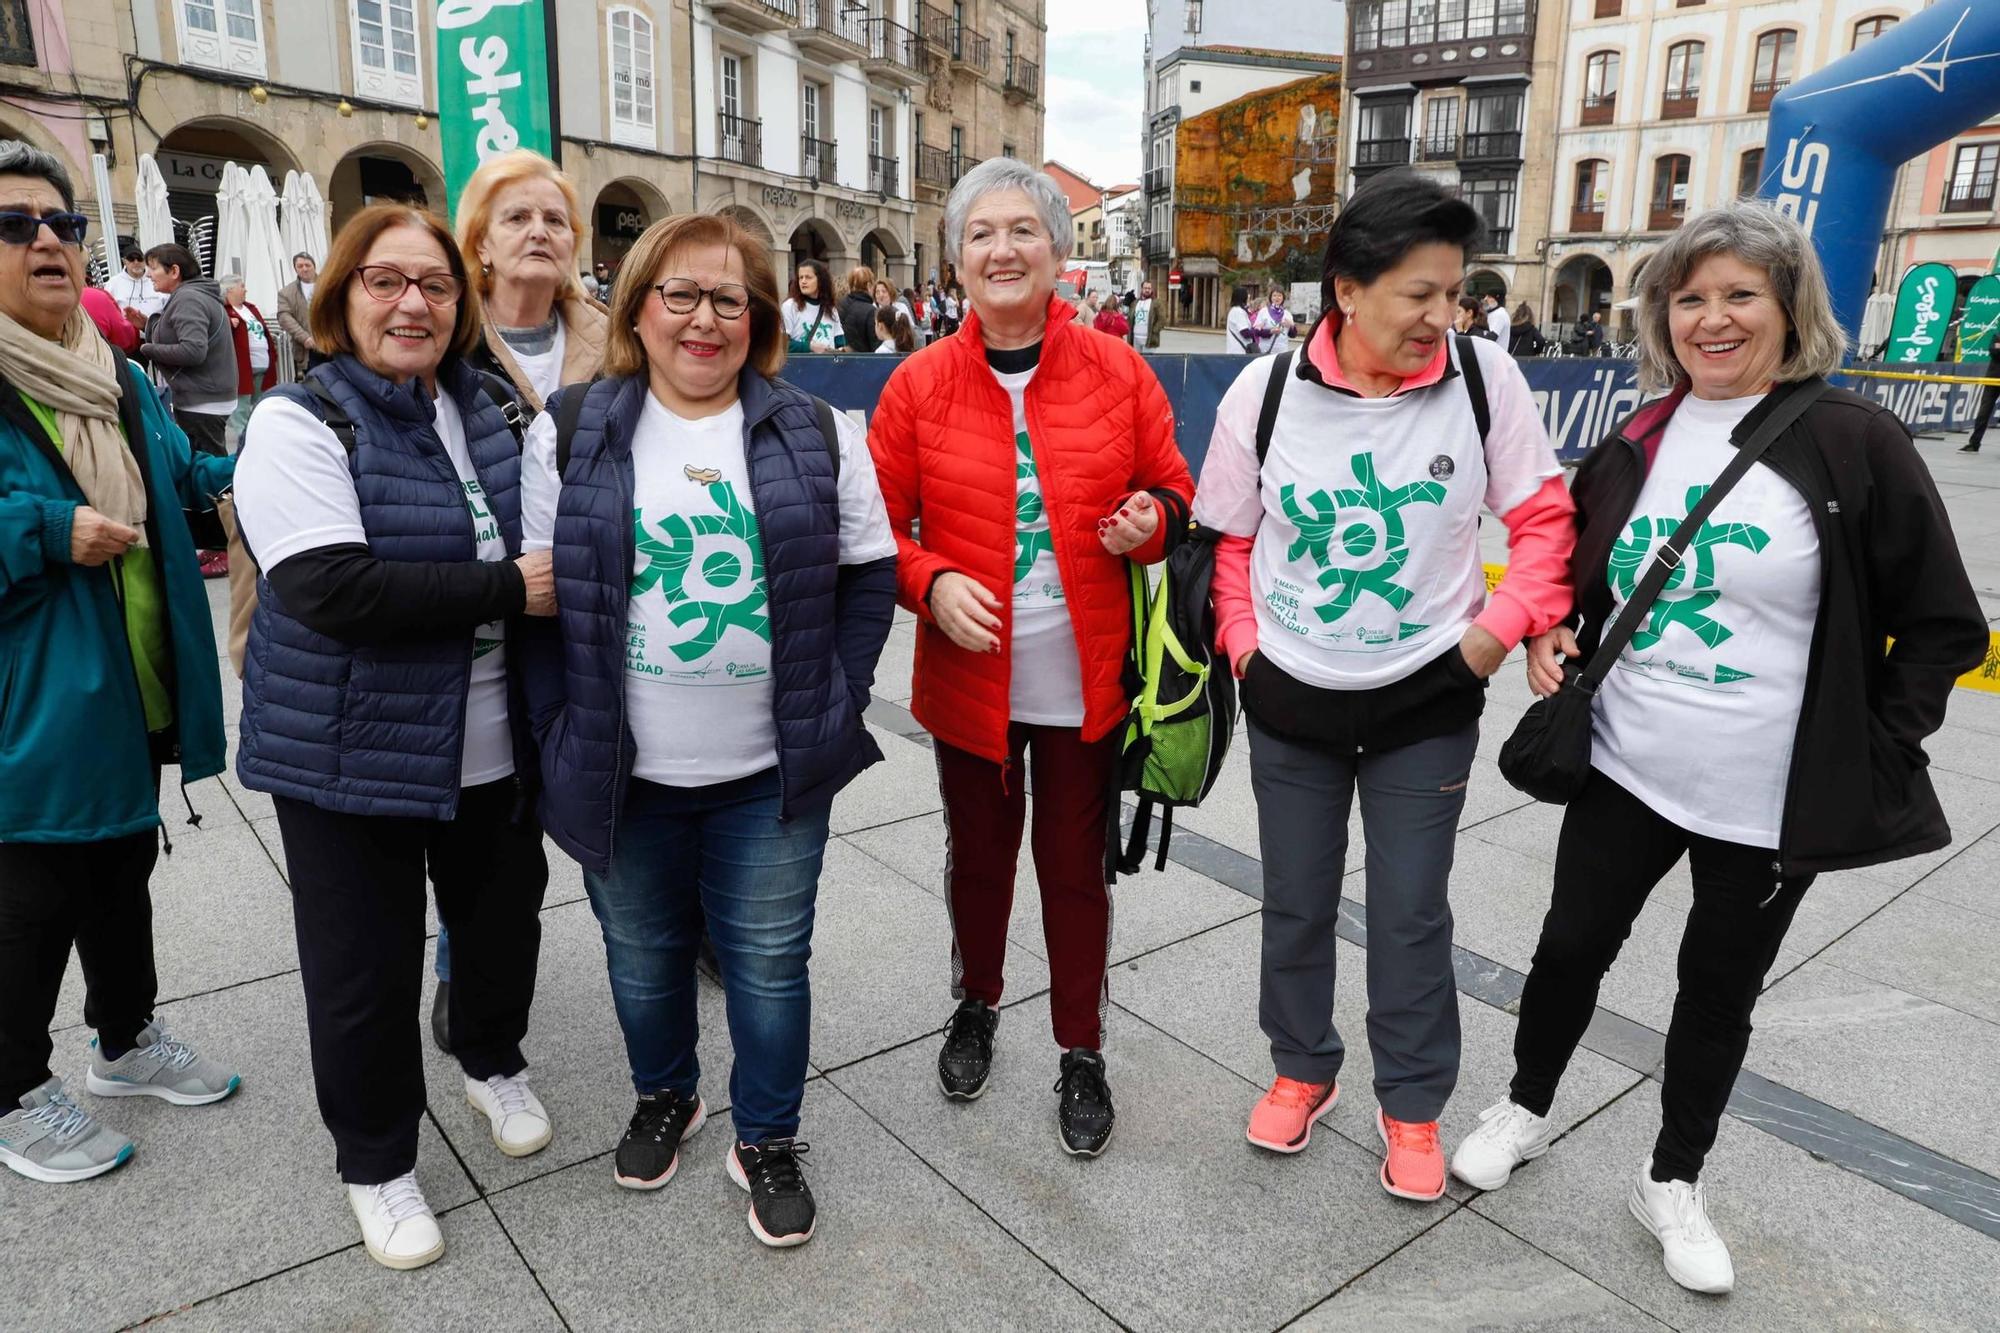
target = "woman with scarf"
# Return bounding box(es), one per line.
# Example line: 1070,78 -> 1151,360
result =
0,140 -> 239,1186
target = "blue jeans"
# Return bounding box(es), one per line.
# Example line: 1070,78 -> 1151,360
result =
582,768 -> 828,1144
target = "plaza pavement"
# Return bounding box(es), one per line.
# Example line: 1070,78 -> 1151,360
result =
11,437 -> 2000,1331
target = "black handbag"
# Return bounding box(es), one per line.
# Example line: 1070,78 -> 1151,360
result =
1498,378 -> 1827,803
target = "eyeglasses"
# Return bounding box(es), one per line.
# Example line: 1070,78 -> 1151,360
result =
0,210 -> 89,246
354,265 -> 463,307
653,280 -> 751,320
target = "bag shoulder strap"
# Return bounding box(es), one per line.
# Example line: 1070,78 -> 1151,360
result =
554,383 -> 588,477
109,346 -> 148,455
1454,333 -> 1490,443
811,395 -> 842,485
472,369 -> 527,449
301,376 -> 358,457
1578,379 -> 1828,693
1254,350 -> 1293,466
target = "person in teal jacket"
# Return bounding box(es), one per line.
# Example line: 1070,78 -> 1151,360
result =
0,140 -> 241,1186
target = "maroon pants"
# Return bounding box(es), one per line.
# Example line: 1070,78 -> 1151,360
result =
935,723 -> 1117,1051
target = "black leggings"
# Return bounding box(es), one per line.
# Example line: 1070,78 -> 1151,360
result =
1508,769 -> 1812,1183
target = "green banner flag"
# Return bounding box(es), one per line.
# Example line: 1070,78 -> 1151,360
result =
1958,274 -> 2000,362
1884,262 -> 1957,364
435,0 -> 554,221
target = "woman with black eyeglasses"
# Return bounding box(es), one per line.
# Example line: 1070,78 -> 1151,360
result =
516,213 -> 897,1248
232,205 -> 559,1271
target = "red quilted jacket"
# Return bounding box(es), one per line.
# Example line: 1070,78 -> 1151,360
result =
868,295 -> 1193,763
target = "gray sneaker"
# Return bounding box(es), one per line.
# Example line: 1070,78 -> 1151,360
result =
85,1020 -> 241,1106
0,1077 -> 134,1182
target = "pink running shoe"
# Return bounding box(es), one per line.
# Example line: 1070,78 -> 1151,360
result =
1246,1077 -> 1339,1153
1376,1108 -> 1446,1201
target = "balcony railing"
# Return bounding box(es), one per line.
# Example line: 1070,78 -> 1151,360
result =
1420,135 -> 1459,162
708,0 -> 800,34
0,0 -> 35,65
916,2 -> 952,49
1461,131 -> 1522,160
1350,2 -> 1532,52
719,110 -> 763,168
1004,55 -> 1039,101
1143,229 -> 1171,258
1570,206 -> 1606,232
950,23 -> 990,72
1661,92 -> 1698,119
1748,77 -> 1788,112
800,134 -> 836,182
1289,134 -> 1342,167
865,18 -> 927,82
1143,165 -> 1172,195
1580,93 -> 1616,126
797,0 -> 867,54
1944,178 -> 1998,213
868,153 -> 899,197
916,143 -> 953,189
1355,138 -> 1412,168
1648,205 -> 1685,231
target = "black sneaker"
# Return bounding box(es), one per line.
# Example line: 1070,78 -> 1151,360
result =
938,999 -> 1000,1101
1054,1048 -> 1114,1157
430,980 -> 450,1054
727,1138 -> 816,1248
613,1090 -> 707,1190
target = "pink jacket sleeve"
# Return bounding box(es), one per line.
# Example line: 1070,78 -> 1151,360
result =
1472,475 -> 1577,649
1212,534 -> 1259,673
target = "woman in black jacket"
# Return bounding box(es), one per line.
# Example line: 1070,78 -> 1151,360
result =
838,264 -> 881,355
1448,201 -> 1986,1295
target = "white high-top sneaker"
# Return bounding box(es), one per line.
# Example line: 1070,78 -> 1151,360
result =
1450,1099 -> 1556,1191
466,1071 -> 552,1158
347,1172 -> 445,1271
1628,1158 -> 1735,1294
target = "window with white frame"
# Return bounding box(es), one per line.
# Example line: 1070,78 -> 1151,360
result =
352,0 -> 422,105
609,8 -> 657,148
176,0 -> 266,77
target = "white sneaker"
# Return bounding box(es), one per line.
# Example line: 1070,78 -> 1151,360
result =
1628,1158 -> 1735,1294
347,1173 -> 445,1271
1449,1099 -> 1555,1191
465,1071 -> 552,1158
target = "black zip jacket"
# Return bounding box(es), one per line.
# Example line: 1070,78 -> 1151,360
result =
1568,377 -> 1988,876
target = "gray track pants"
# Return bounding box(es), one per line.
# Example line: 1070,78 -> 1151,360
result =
1248,718 -> 1476,1122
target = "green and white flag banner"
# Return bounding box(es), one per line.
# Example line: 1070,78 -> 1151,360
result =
1884,262 -> 1958,365
1957,274 -> 2000,362
435,0 -> 554,222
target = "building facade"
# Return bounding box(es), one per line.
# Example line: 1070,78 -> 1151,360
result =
1141,0 -> 1345,327
909,0 -> 1047,288
1341,0 -> 1560,331
1881,111 -> 2000,356
1539,0 -> 1912,339
3,0 -> 1038,295
1102,183 -> 1144,293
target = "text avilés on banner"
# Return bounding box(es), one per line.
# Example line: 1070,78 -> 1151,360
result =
435,0 -> 554,221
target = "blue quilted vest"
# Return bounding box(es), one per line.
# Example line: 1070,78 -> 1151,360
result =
236,356 -> 525,820
533,370 -> 881,874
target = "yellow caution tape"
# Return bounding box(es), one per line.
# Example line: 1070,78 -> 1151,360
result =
1834,367 -> 2000,386
1480,563 -> 2000,694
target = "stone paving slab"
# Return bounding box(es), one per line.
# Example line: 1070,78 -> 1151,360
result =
1909,825 -> 2000,922
11,976 -> 478,1331
1292,1207 -> 1671,1332
143,1201 -> 563,1331
1820,889 -> 2000,1025
830,993 -> 1443,1332
489,1080 -> 1115,1332
1745,959 -> 2000,1180
1468,1086 -> 2000,1332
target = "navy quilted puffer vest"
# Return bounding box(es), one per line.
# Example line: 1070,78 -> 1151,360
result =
533,371 -> 881,874
236,356 -> 524,819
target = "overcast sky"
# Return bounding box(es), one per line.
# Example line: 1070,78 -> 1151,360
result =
1042,0 -> 1148,187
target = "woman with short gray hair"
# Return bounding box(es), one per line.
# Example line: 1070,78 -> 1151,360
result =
1452,199 -> 1987,1294
868,156 -> 1193,1156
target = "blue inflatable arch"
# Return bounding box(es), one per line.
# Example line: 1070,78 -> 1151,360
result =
1762,2 -> 2000,338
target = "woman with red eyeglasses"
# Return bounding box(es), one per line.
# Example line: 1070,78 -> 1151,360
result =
232,204 -> 559,1272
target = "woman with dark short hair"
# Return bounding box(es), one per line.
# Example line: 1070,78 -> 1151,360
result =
1451,200 -> 1986,1293
1195,169 -> 1575,1199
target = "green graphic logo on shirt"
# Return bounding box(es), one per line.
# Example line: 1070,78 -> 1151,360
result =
1279,452 -> 1445,639
463,479 -> 500,546
1609,484 -> 1770,654
629,478 -> 770,669
1014,430 -> 1055,586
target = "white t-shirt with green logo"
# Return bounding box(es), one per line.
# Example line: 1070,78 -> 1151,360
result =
520,392 -> 898,787
1591,392 -> 1821,848
992,365 -> 1086,727
235,390 -> 514,787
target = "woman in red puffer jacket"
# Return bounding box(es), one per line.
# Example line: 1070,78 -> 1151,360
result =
869,159 -> 1192,1160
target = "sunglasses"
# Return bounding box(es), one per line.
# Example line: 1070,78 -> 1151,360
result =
0,210 -> 89,246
